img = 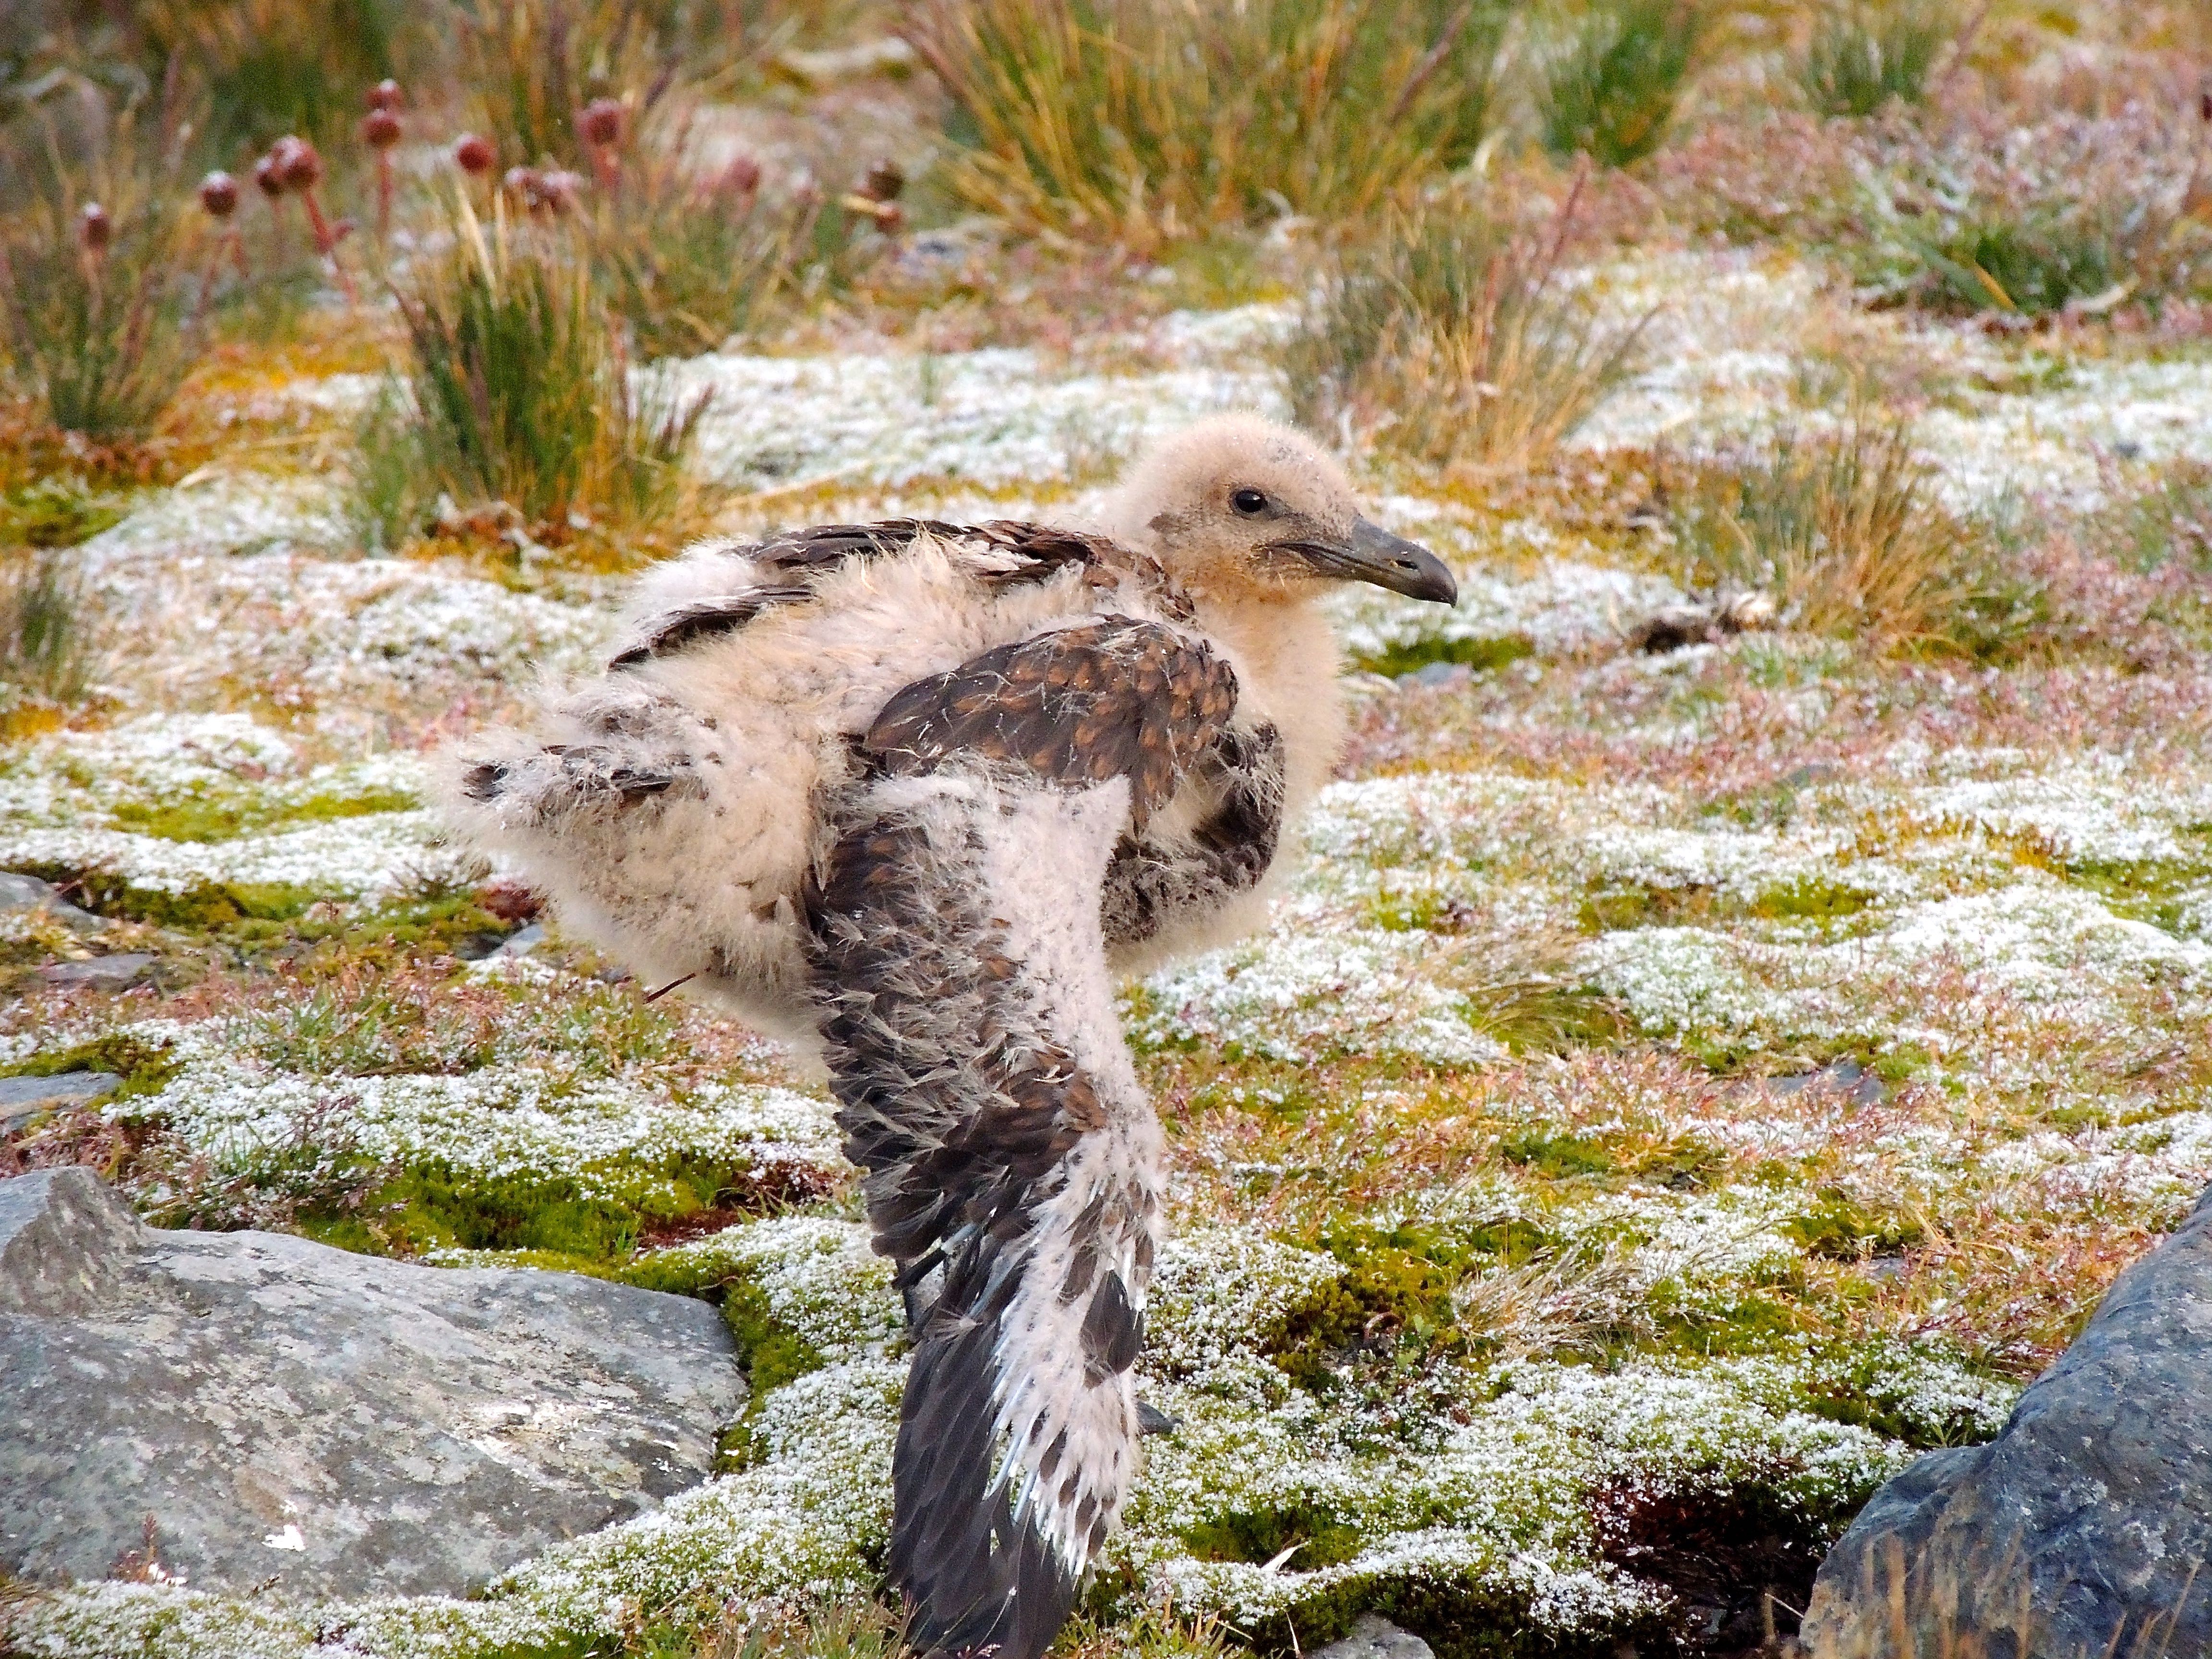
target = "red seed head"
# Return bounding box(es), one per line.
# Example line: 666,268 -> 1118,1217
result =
77,202 -> 112,252
859,159 -> 905,203
272,135 -> 322,192
199,170 -> 240,218
254,152 -> 287,198
503,165 -> 540,199
367,78 -> 404,112
455,133 -> 495,175
721,154 -> 762,198
576,97 -> 623,150
361,108 -> 402,150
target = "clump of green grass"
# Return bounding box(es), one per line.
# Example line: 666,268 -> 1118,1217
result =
133,0 -> 404,156
1277,184 -> 1647,471
1537,0 -> 1704,170
0,107 -> 204,441
1851,105 -> 2212,319
1666,419 -> 1992,652
1798,2 -> 1948,118
0,548 -> 94,715
365,190 -> 711,542
903,0 -> 1513,249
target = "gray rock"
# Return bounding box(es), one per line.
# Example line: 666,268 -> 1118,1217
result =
37,951 -> 156,988
0,1167 -> 743,1599
1311,1615 -> 1435,1659
1802,1179 -> 2212,1658
0,1071 -> 120,1131
1400,661 -> 1472,690
0,871 -> 106,933
476,920 -> 548,963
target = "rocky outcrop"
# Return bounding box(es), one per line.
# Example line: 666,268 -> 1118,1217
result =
1801,1181 -> 2212,1657
0,1167 -> 743,1599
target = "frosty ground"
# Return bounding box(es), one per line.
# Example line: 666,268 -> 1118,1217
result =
9,247 -> 2212,1659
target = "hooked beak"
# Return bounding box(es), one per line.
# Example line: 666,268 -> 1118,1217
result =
1274,518 -> 1458,604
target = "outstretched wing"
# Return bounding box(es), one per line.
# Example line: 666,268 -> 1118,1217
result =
806,618 -> 1253,1659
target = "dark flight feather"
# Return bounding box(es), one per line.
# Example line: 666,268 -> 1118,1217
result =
806,619 -> 1260,1659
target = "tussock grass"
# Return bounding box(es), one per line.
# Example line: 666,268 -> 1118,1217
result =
132,0 -> 403,156
364,190 -> 711,545
0,548 -> 93,715
903,0 -> 1512,249
1537,0 -> 1705,170
0,105 -> 204,441
1277,183 -> 1647,472
1666,420 -> 1990,652
1799,2 -> 1949,118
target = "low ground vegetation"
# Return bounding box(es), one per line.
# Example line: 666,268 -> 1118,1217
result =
6,3 -> 2212,1658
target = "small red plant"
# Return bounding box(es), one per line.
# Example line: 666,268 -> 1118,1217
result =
454,133 -> 495,178
197,169 -> 249,297
360,83 -> 404,247
576,97 -> 624,192
262,135 -> 357,301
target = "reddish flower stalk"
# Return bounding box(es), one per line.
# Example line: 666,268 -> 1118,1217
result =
76,201 -> 110,310
576,98 -> 624,194
194,171 -> 248,323
267,136 -> 357,303
361,101 -> 403,247
254,149 -> 291,264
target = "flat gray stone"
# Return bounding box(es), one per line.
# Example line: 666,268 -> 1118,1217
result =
1802,1179 -> 2212,1657
0,1167 -> 744,1599
0,1071 -> 120,1131
37,951 -> 155,988
0,871 -> 106,933
1312,1615 -> 1435,1659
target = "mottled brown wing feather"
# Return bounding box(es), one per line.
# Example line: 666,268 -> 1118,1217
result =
857,617 -> 1238,822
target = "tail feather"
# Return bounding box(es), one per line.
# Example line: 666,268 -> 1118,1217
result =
892,1237 -> 1085,1659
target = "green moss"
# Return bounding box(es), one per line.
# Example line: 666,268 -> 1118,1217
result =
1750,877 -> 1876,922
1784,1187 -> 1924,1260
0,476 -> 127,549
308,1154 -> 774,1262
1262,1238 -> 1465,1388
714,1278 -> 830,1471
1352,634 -> 1534,680
1496,1129 -> 1612,1180
1579,882 -> 1713,932
108,786 -> 418,843
6,864 -> 323,929
0,1033 -> 179,1101
1181,1499 -> 1365,1571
